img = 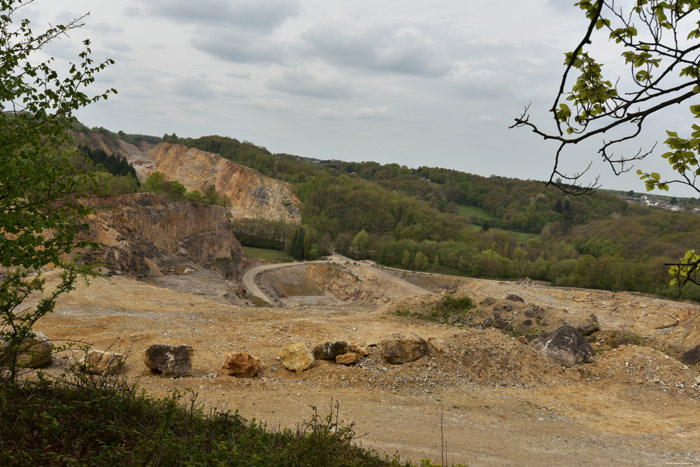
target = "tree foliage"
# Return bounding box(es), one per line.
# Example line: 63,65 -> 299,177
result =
0,0 -> 114,384
512,0 -> 700,290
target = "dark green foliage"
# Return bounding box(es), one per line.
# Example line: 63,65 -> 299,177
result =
0,381 -> 405,466
81,146 -> 139,184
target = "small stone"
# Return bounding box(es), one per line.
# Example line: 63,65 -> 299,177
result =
336,352 -> 358,365
83,349 -> 125,375
680,345 -> 700,365
313,341 -> 349,360
221,352 -> 260,378
279,342 -> 315,372
1,331 -> 53,368
381,333 -> 428,364
143,344 -> 194,377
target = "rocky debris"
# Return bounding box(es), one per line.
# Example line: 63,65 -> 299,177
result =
82,349 -> 125,375
680,345 -> 700,365
221,352 -> 260,378
506,294 -> 525,303
492,312 -> 513,331
336,352 -> 359,365
382,333 -> 428,364
524,305 -> 545,319
279,342 -> 316,372
313,341 -> 350,361
532,325 -> 594,367
349,344 -> 369,358
482,297 -> 496,305
1,331 -> 52,368
143,344 -> 194,376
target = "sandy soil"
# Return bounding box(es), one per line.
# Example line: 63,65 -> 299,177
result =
27,266 -> 700,466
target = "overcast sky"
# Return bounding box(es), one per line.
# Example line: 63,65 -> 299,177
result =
24,0 -> 698,196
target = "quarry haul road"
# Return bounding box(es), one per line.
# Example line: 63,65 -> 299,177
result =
241,254 -> 430,306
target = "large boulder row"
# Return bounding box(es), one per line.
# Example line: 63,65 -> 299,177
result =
381,333 -> 428,364
680,345 -> 700,365
313,341 -> 350,361
1,331 -> 52,368
532,325 -> 594,367
83,349 -> 125,375
279,342 -> 316,372
221,352 -> 260,377
143,344 -> 194,376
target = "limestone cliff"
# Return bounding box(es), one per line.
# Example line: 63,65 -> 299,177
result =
82,193 -> 249,280
150,143 -> 300,223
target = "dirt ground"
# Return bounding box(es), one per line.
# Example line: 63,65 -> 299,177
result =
28,265 -> 700,466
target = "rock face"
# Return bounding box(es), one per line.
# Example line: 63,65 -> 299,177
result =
1,331 -> 52,368
279,342 -> 316,372
143,344 -> 194,376
680,345 -> 700,365
381,334 -> 428,364
532,325 -> 594,367
150,143 -> 300,223
312,341 -> 350,361
82,193 -> 249,279
221,352 -> 260,377
83,350 -> 125,375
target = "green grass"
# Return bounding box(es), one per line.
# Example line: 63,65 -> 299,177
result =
242,246 -> 294,262
0,379 -> 407,466
456,204 -> 496,220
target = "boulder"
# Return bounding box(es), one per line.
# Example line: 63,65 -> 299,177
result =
381,333 -> 428,364
532,325 -> 594,367
312,341 -> 350,361
83,350 -> 125,375
1,331 -> 52,368
221,352 -> 260,377
506,294 -> 524,303
336,352 -> 358,365
143,344 -> 193,376
680,345 -> 700,365
279,342 -> 316,372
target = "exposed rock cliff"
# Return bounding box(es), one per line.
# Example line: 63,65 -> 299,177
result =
150,143 -> 300,223
81,193 -> 249,280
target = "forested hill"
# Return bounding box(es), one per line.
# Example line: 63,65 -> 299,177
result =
78,126 -> 700,300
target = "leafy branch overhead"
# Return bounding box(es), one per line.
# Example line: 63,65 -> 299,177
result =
511,0 -> 700,194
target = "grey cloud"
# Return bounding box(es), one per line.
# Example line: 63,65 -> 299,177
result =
268,71 -> 354,100
353,106 -> 390,119
192,27 -> 284,64
171,76 -> 216,100
317,108 -> 345,120
302,24 -> 451,77
103,40 -> 132,53
141,0 -> 298,31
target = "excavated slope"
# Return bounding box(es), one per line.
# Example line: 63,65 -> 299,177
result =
81,193 -> 249,280
150,143 -> 300,223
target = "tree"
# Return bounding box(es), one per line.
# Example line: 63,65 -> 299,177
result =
0,0 -> 114,384
511,1 -> 700,290
512,1 -> 700,194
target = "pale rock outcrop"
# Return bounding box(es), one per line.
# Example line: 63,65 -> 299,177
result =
381,333 -> 428,364
279,342 -> 315,372
150,143 -> 300,223
221,352 -> 260,378
531,325 -> 594,367
143,344 -> 194,376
